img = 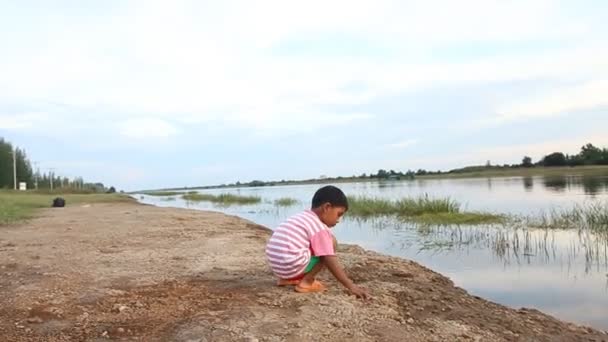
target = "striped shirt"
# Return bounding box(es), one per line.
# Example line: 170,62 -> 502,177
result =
266,210 -> 335,279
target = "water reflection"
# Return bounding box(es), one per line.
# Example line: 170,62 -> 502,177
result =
537,175 -> 608,196
543,176 -> 568,193
523,177 -> 534,192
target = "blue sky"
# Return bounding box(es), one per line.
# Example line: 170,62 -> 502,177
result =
1,0 -> 607,191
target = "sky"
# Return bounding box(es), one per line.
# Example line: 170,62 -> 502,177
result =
1,0 -> 607,191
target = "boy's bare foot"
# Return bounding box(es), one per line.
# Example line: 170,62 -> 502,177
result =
276,279 -> 301,286
295,280 -> 326,293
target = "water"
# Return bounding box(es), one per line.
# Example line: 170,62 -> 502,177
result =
137,174 -> 608,330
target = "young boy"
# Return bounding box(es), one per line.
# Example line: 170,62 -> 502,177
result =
266,185 -> 369,299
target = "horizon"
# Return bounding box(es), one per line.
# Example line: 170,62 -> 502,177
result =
1,1 -> 607,191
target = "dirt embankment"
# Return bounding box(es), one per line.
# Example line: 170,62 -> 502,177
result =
1,202 -> 606,341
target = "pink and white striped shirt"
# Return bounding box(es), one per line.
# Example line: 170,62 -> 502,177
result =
266,210 -> 335,279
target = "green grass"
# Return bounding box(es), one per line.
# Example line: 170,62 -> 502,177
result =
274,197 -> 299,207
140,191 -> 184,196
419,165 -> 608,179
181,193 -> 261,205
524,201 -> 608,232
0,191 -> 134,225
348,195 -> 504,225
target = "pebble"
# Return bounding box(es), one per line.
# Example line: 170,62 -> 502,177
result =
407,318 -> 415,324
112,304 -> 130,313
27,317 -> 43,324
117,327 -> 125,333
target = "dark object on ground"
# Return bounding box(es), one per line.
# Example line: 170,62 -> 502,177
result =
52,197 -> 66,208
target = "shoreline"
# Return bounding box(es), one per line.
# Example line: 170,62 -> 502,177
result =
1,201 -> 606,341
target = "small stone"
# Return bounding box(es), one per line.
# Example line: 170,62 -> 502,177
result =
117,327 -> 125,333
112,304 -> 130,313
27,317 -> 43,324
102,331 -> 109,337
406,318 -> 415,324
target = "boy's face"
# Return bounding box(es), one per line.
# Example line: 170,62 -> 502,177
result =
319,203 -> 347,227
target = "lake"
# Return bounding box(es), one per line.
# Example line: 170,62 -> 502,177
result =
136,174 -> 608,330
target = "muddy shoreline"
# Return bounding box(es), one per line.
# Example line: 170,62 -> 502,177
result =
1,202 -> 606,341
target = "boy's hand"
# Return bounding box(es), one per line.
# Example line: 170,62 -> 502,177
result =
348,285 -> 370,300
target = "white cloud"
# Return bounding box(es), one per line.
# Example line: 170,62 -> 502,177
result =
494,79 -> 608,123
0,113 -> 49,130
118,118 -> 178,139
386,139 -> 418,149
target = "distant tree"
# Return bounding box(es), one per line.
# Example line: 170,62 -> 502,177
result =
106,186 -> 116,193
542,152 -> 567,166
522,156 -> 533,168
376,169 -> 389,179
580,143 -> 602,165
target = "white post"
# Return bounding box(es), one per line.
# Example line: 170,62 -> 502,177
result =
12,149 -> 17,190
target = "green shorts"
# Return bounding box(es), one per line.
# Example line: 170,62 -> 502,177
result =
304,256 -> 320,273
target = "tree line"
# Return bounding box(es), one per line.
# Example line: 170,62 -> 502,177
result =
0,137 -> 111,192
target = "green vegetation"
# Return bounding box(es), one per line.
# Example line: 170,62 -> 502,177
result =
419,165 -> 608,179
0,191 -> 134,225
524,202 -> 608,232
348,195 -> 504,225
141,191 -> 183,196
274,197 -> 299,207
182,193 -> 261,205
0,136 -> 112,192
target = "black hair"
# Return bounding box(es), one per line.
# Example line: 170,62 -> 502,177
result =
311,185 -> 348,210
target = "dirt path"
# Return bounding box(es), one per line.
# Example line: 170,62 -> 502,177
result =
1,202 -> 606,341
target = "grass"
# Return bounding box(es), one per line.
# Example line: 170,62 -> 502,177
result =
348,195 -> 504,225
0,191 -> 134,226
524,201 -> 608,232
274,197 -> 299,207
140,191 -> 184,196
181,192 -> 261,205
419,165 -> 608,179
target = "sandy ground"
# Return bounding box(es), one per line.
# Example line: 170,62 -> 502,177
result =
1,202 -> 607,342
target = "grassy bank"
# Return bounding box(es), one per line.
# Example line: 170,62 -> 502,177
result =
420,165 -> 608,179
348,195 -> 504,225
0,191 -> 134,225
140,191 -> 184,196
182,193 -> 261,205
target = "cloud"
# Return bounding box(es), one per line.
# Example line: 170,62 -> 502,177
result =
118,118 -> 178,139
494,79 -> 608,123
386,139 -> 418,149
0,113 -> 49,130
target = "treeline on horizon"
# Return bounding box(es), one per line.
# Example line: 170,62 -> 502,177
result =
181,142 -> 608,190
0,137 -> 113,192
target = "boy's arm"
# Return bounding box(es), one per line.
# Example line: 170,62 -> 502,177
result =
322,255 -> 369,299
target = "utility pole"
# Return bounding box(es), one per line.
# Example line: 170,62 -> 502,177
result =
12,149 -> 17,190
33,162 -> 39,190
49,168 -> 55,191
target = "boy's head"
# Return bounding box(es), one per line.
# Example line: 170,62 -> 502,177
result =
311,185 -> 348,227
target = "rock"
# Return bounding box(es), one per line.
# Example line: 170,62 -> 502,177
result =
406,318 -> 415,324
117,327 -> 125,333
26,317 -> 43,324
112,304 -> 130,313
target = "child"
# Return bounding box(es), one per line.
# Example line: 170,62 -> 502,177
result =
265,185 -> 369,299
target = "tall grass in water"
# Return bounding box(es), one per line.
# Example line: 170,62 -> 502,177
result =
348,195 -> 502,225
182,193 -> 261,205
526,201 -> 608,232
274,197 -> 299,207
